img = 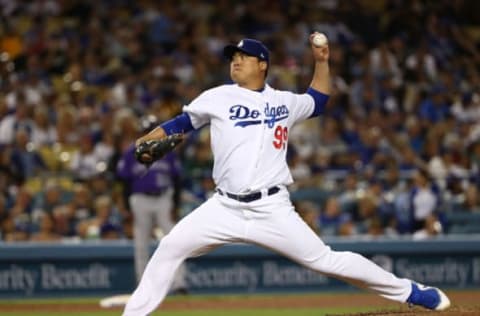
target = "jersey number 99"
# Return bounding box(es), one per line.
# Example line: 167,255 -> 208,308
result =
273,125 -> 288,150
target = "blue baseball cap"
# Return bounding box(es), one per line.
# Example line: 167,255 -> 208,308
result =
223,39 -> 269,64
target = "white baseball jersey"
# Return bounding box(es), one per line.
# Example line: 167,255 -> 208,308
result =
183,83 -> 315,194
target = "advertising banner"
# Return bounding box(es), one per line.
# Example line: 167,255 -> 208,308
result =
1,237 -> 479,297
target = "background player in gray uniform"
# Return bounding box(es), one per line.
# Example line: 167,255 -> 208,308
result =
116,115 -> 187,292
122,34 -> 450,316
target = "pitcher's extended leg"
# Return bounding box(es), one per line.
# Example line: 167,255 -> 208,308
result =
154,190 -> 187,291
248,199 -> 411,302
123,197 -> 245,316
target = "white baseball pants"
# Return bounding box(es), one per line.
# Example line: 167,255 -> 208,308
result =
123,187 -> 411,316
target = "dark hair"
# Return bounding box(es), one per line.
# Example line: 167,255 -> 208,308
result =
416,168 -> 431,182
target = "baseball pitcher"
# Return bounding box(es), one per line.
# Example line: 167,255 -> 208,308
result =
123,33 -> 450,316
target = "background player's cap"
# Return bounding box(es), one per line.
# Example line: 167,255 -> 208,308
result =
223,39 -> 269,63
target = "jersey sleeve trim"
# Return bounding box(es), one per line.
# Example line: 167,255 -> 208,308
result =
307,87 -> 330,118
160,113 -> 195,135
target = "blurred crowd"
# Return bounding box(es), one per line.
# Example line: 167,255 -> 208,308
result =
0,0 -> 479,242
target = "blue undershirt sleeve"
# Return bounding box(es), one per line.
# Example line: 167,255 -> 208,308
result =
307,87 -> 330,118
160,113 -> 195,135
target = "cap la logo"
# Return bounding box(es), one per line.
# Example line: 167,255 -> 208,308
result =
238,40 -> 244,47
260,53 -> 264,58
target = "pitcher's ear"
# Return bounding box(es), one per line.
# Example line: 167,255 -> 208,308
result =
260,61 -> 268,71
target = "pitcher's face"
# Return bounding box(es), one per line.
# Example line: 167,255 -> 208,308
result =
230,52 -> 266,85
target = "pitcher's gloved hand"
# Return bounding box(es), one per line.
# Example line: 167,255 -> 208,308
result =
135,134 -> 184,166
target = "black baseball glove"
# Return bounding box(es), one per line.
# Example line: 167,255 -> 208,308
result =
135,133 -> 184,166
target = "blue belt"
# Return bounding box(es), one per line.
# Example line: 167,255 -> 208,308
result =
216,186 -> 280,203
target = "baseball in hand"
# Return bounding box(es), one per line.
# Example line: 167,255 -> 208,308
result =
312,33 -> 328,47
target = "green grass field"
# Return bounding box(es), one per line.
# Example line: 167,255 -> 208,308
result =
1,290 -> 479,316
0,295 -> 390,316
0,308 -> 376,316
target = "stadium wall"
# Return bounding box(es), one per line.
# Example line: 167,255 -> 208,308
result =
1,236 -> 480,298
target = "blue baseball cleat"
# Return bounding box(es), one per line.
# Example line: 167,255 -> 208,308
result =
406,283 -> 451,310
